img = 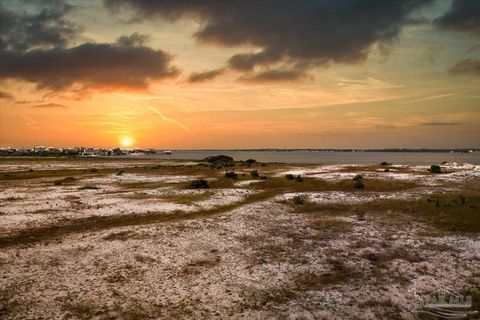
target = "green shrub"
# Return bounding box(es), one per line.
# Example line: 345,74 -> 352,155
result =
225,171 -> 238,179
203,155 -> 234,167
430,164 -> 441,173
245,159 -> 256,167
285,174 -> 295,180
250,170 -> 259,177
353,180 -> 365,189
294,175 -> 304,182
380,161 -> 392,166
353,174 -> 363,182
190,179 -> 209,189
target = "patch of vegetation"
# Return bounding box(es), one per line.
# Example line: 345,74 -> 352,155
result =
429,164 -> 441,173
420,193 -> 480,232
103,230 -> 134,241
250,169 -> 259,177
190,179 -> 209,189
380,161 -> 392,166
295,258 -> 357,288
254,176 -> 419,194
162,191 -> 214,204
78,184 -> 100,190
0,190 -> 277,248
54,176 -> 77,185
311,219 -> 353,234
285,174 -> 295,180
292,195 -> 306,205
203,155 -> 235,167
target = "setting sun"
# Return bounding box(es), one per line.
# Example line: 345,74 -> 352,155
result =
120,137 -> 133,147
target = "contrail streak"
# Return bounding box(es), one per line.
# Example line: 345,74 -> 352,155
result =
146,105 -> 192,134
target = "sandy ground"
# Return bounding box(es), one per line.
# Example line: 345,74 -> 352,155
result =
0,159 -> 479,319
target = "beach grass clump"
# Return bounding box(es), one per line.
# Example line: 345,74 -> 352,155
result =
380,161 -> 392,166
190,179 -> 209,189
429,164 -> 442,173
250,169 -> 259,177
285,174 -> 295,180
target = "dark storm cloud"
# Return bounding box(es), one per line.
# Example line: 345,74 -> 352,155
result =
434,0 -> 480,36
0,36 -> 179,90
448,59 -> 480,76
188,68 -> 225,83
240,69 -> 311,83
0,90 -> 13,99
0,1 -> 79,51
105,0 -> 432,71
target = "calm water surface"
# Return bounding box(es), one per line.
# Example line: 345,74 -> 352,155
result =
133,151 -> 480,165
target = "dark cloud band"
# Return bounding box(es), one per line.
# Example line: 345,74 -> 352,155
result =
0,39 -> 179,90
106,0 -> 433,73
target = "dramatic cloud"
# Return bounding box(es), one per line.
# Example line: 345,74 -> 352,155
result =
0,36 -> 179,91
448,59 -> 480,76
116,32 -> 150,47
106,0 -> 432,72
188,68 -> 225,83
240,69 -> 311,83
0,1 -> 79,51
0,90 -> 13,99
434,0 -> 480,36
0,3 -> 177,92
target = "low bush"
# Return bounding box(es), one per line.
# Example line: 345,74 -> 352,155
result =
294,175 -> 304,182
203,155 -> 235,167
250,170 -> 259,177
285,174 -> 295,180
380,161 -> 392,166
190,179 -> 209,189
430,164 -> 442,173
225,171 -> 238,179
246,159 -> 256,167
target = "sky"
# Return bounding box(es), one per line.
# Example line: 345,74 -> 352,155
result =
0,0 -> 479,149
